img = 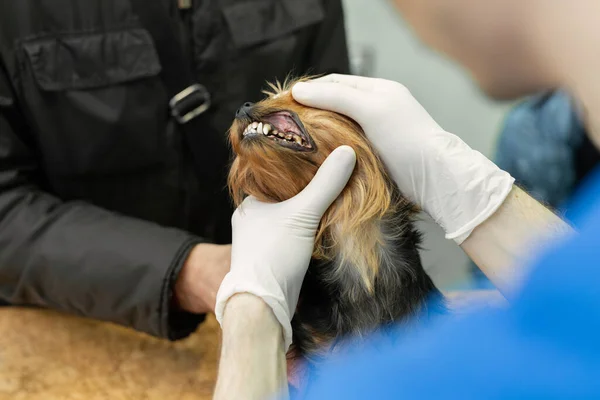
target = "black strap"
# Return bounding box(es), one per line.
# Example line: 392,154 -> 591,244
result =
130,0 -> 222,195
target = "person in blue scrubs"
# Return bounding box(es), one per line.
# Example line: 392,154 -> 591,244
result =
298,170 -> 600,398
212,1 -> 600,399
470,91 -> 595,288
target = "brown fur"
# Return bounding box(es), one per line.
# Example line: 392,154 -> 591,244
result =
229,77 -> 402,289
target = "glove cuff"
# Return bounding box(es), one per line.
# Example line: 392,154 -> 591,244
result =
446,172 -> 515,244
422,132 -> 516,244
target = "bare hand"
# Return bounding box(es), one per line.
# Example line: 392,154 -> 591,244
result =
174,243 -> 231,314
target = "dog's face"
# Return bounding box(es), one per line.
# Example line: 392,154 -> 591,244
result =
228,78 -> 408,287
228,79 -> 444,373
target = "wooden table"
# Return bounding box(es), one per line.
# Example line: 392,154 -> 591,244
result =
0,308 -> 220,400
0,291 -> 506,399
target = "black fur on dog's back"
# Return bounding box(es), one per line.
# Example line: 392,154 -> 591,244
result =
290,200 -> 446,362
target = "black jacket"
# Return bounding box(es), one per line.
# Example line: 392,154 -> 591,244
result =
0,0 -> 349,339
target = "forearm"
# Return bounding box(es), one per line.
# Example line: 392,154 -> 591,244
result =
461,185 -> 575,296
0,187 -> 204,339
214,293 -> 288,400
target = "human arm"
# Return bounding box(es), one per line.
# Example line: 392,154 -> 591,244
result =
462,185 -> 574,296
213,146 -> 356,400
0,62 -> 226,339
173,244 -> 231,315
292,75 -> 573,294
214,293 -> 287,400
295,191 -> 600,400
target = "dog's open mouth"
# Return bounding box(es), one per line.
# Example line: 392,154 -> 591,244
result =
241,111 -> 315,152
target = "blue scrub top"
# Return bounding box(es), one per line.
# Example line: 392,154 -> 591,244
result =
293,168 -> 600,399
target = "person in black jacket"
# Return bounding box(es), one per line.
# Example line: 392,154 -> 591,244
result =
0,0 -> 350,341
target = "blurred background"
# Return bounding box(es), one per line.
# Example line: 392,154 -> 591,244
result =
343,0 -> 513,290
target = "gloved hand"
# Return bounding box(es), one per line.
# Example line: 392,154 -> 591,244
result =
292,74 -> 515,244
215,146 -> 357,350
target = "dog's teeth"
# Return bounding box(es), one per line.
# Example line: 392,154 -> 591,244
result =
285,134 -> 293,141
263,124 -> 271,134
277,131 -> 285,138
252,122 -> 259,128
257,122 -> 263,133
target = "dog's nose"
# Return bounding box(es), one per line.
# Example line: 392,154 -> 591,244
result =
236,102 -> 254,119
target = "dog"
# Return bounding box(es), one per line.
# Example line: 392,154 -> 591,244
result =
228,77 -> 445,364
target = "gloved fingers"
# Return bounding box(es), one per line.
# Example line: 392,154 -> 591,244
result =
292,81 -> 369,120
310,74 -> 380,91
291,145 -> 356,215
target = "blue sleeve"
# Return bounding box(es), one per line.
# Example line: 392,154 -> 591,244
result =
294,166 -> 600,400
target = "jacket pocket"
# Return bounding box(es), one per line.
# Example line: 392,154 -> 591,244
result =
222,0 -> 325,49
193,0 -> 324,74
19,28 -> 169,177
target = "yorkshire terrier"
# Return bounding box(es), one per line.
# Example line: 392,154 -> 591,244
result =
228,77 -> 446,365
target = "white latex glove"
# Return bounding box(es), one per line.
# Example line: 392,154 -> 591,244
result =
215,146 -> 357,350
292,74 -> 515,244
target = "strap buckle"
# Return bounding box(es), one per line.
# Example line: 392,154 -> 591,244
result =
169,84 -> 211,124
